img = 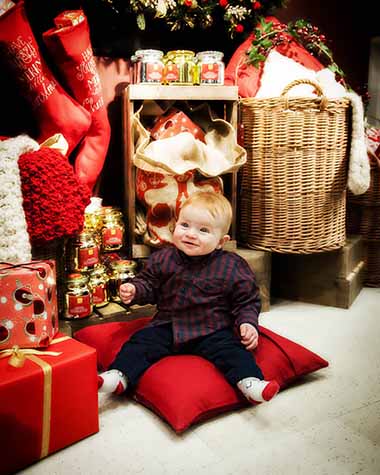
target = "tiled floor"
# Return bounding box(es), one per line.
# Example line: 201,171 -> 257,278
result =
19,287 -> 380,475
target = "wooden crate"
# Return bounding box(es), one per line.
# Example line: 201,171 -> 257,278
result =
271,236 -> 365,309
234,248 -> 271,313
122,84 -> 239,258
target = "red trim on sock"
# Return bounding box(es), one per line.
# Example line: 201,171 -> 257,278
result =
262,380 -> 280,401
114,381 -> 126,395
97,375 -> 104,389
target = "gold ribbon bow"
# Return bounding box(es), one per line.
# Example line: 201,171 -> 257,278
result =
0,345 -> 62,368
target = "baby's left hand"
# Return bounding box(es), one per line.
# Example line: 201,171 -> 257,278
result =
240,323 -> 259,351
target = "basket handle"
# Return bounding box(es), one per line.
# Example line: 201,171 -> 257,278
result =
280,78 -> 327,110
281,78 -> 324,97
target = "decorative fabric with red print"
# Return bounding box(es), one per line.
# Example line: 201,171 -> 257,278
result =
136,169 -> 222,246
150,109 -> 205,143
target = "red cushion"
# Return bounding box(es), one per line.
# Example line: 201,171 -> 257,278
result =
74,319 -> 328,433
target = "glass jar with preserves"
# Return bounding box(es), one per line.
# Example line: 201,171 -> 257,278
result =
84,207 -> 103,232
70,231 -> 100,271
88,264 -> 109,308
64,273 -> 93,319
108,259 -> 137,302
101,207 -> 125,252
196,51 -> 225,85
164,50 -> 196,85
134,49 -> 164,84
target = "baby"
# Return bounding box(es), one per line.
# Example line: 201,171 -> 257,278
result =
98,191 -> 279,404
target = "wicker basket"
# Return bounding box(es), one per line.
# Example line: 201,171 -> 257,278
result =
239,79 -> 351,254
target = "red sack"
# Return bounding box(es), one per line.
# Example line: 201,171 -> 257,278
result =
224,16 -> 324,98
136,170 -> 222,246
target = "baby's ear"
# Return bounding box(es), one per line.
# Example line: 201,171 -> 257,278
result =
218,234 -> 230,249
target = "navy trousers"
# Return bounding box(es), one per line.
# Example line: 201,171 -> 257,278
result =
110,323 -> 264,388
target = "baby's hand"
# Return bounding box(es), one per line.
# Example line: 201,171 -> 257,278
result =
240,323 -> 259,351
119,283 -> 136,304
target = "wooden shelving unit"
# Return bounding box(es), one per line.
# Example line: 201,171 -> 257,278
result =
122,84 -> 240,258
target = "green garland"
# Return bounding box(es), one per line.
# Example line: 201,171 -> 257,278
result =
247,18 -> 346,84
98,0 -> 287,37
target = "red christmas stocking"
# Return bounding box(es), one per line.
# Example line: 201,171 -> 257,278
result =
0,2 -> 91,155
43,10 -> 111,192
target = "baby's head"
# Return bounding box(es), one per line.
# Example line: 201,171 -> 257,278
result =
173,191 -> 232,257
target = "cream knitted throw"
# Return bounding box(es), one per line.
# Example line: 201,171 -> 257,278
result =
0,135 -> 39,263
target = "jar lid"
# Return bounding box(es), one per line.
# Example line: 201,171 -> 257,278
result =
77,231 -> 96,241
167,50 -> 195,57
102,206 -> 122,215
88,264 -> 107,276
135,49 -> 164,58
110,259 -> 137,270
196,50 -> 224,59
66,273 -> 88,284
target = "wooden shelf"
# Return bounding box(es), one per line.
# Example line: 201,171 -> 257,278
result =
127,85 -> 239,101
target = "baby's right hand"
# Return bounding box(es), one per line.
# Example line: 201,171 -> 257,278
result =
119,283 -> 136,304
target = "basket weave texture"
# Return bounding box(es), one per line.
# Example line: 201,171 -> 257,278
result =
347,153 -> 380,286
239,79 -> 351,254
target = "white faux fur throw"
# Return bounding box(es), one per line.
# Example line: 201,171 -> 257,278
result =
0,135 -> 39,263
346,91 -> 370,195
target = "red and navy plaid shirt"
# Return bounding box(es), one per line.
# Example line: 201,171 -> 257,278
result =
130,246 -> 261,345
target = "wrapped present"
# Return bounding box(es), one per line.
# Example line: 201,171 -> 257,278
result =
0,334 -> 99,474
0,261 -> 59,349
150,108 -> 205,143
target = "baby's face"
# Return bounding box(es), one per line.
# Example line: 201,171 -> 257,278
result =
172,204 -> 229,257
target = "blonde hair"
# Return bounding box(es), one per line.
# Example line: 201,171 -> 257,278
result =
180,191 -> 232,235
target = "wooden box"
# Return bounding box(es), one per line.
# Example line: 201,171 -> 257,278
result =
271,236 -> 365,309
234,248 -> 271,313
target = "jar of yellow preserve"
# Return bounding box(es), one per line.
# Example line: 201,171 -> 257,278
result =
70,231 -> 100,272
101,207 -> 125,251
88,264 -> 109,308
108,259 -> 137,302
164,50 -> 196,85
64,273 -> 93,319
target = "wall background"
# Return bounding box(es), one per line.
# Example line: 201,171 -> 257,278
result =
1,0 -> 379,201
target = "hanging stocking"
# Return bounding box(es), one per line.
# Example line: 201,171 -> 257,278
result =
43,10 -> 111,192
0,2 -> 91,155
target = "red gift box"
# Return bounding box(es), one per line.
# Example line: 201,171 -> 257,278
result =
0,261 -> 59,349
0,334 -> 99,474
150,108 -> 205,143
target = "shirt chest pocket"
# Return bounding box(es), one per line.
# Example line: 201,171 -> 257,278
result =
192,277 -> 226,296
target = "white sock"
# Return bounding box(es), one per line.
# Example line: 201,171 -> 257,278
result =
237,377 -> 279,403
98,369 -> 128,394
